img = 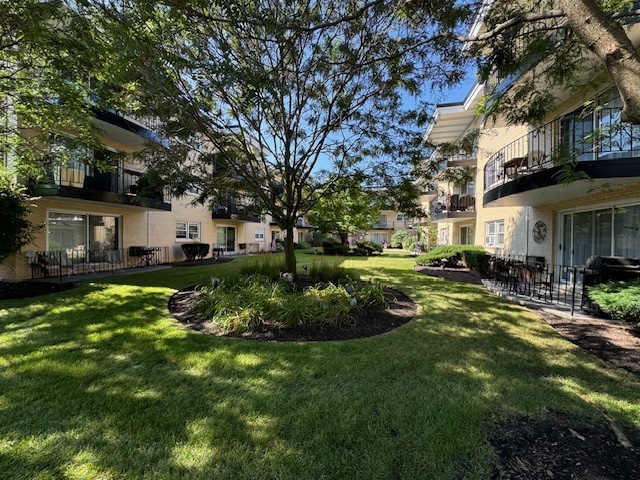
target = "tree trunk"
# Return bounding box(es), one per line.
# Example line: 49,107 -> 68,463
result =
558,0 -> 640,124
283,224 -> 296,274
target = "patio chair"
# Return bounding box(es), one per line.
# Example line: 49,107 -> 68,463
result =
106,250 -> 124,270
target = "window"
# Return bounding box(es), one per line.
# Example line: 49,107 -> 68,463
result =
176,222 -> 200,241
460,226 -> 473,245
396,213 -> 406,221
370,233 -> 388,244
185,183 -> 201,196
255,228 -> 265,241
485,220 -> 504,246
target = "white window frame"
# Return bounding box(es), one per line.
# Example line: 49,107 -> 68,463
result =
485,220 -> 504,246
176,222 -> 200,242
255,228 -> 265,241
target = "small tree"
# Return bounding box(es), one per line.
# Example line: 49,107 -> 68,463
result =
0,171 -> 39,261
307,179 -> 381,245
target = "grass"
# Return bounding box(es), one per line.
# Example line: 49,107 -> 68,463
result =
1,251 -> 639,479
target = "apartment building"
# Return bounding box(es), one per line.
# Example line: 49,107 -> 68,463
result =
0,111 -> 278,282
424,7 -> 640,271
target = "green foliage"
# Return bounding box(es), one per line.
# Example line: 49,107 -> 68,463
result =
469,0 -> 640,126
355,240 -> 383,256
416,245 -> 488,269
587,280 -> 640,324
391,230 -> 409,248
180,243 -> 210,261
192,273 -> 386,332
402,235 -> 418,251
239,254 -> 287,278
0,171 -> 39,261
307,258 -> 351,284
93,0 -> 475,274
355,282 -> 389,309
294,241 -> 312,250
463,249 -> 490,275
1,1 -> 139,182
307,178 -> 381,243
321,237 -> 349,255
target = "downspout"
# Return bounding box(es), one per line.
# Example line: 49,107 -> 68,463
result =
525,206 -> 530,258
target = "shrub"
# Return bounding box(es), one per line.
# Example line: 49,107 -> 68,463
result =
181,242 -> 210,261
402,235 -> 418,251
391,230 -> 409,248
295,241 -> 312,249
463,249 -> 489,274
416,245 -> 487,270
0,175 -> 40,262
356,240 -> 383,255
321,237 -> 344,255
587,280 -> 640,324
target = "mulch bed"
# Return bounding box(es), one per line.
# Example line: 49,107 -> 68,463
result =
491,410 -> 640,480
168,286 -> 417,342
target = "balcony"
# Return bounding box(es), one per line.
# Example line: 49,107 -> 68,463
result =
29,162 -> 171,211
212,204 -> 261,222
430,194 -> 476,222
483,114 -> 640,207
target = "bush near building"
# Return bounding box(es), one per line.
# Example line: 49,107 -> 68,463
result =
391,230 -> 409,248
180,243 -> 210,261
587,280 -> 640,325
416,245 -> 488,272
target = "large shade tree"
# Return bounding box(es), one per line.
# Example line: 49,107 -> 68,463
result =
89,0 -> 475,273
463,0 -> 640,125
0,1 -> 137,259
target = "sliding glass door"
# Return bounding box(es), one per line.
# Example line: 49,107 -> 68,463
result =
216,226 -> 236,252
48,211 -> 119,260
561,205 -> 639,271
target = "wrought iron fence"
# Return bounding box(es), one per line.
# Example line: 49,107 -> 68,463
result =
485,254 -> 591,316
29,247 -> 169,281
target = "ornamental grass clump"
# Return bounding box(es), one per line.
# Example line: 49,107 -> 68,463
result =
587,279 -> 640,325
239,253 -> 287,278
191,272 -> 387,333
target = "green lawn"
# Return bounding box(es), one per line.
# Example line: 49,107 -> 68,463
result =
1,252 -> 638,479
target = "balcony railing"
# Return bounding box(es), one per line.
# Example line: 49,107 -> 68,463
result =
28,247 -> 169,281
484,114 -> 640,192
430,194 -> 476,220
30,162 -> 170,205
212,203 -> 261,222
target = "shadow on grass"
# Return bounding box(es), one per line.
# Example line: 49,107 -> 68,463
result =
0,254 -> 638,479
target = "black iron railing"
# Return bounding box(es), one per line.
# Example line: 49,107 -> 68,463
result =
485,255 -> 596,316
29,247 -> 169,281
484,114 -> 640,192
430,194 -> 476,220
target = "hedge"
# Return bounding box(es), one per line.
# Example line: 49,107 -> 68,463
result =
587,280 -> 640,324
181,243 -> 210,261
416,245 -> 488,272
